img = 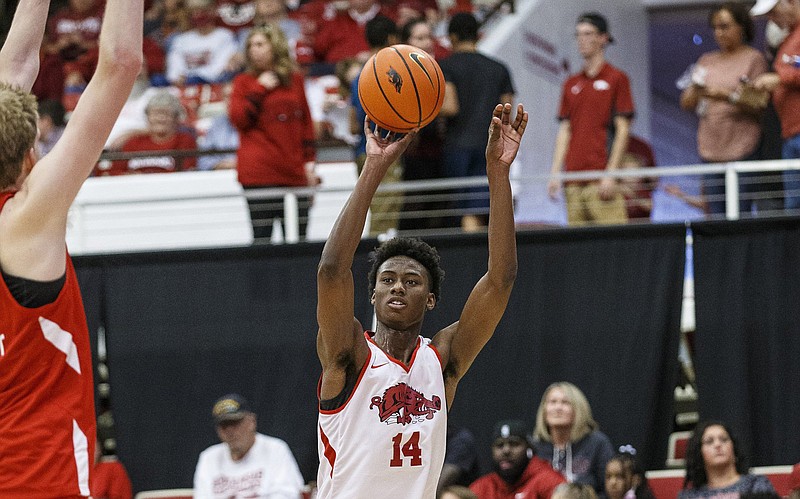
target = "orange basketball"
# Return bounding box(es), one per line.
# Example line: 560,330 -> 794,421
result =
358,44 -> 445,133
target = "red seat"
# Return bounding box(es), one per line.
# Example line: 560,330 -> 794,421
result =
667,431 -> 692,468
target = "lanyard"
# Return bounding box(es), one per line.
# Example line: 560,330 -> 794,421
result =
552,443 -> 575,482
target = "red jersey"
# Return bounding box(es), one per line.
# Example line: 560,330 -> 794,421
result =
470,456 -> 566,499
559,62 -> 634,172
107,131 -> 197,175
0,192 -> 96,497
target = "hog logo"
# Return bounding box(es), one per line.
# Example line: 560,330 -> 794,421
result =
370,382 -> 441,425
386,66 -> 403,93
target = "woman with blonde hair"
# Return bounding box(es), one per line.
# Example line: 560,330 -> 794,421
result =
229,24 -> 318,242
533,382 -> 614,494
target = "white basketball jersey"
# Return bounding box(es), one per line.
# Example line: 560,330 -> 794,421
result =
317,332 -> 447,499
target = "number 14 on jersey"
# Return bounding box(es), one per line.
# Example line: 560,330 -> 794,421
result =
390,431 -> 422,467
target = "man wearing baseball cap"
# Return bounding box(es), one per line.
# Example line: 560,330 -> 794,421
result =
752,0 -> 800,211
548,11 -> 635,226
193,393 -> 304,498
470,420 -> 566,499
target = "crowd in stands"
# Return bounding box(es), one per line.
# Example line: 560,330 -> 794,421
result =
28,0 -> 800,237
114,382 -> 800,498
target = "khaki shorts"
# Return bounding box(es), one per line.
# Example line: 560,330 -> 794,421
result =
565,183 -> 628,226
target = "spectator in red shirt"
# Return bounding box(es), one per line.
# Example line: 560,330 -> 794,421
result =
470,420 -> 566,499
33,0 -> 105,102
91,438 -> 133,499
312,0 -> 396,65
106,90 -> 197,175
229,24 -> 317,242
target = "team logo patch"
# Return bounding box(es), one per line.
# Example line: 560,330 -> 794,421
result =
386,67 -> 403,93
370,382 -> 441,425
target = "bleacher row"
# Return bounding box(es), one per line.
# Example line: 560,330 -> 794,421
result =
128,466 -> 798,499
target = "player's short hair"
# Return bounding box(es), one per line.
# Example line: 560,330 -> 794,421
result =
0,82 -> 38,189
368,237 -> 444,302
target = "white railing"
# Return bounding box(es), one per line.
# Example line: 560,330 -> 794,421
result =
66,159 -> 800,254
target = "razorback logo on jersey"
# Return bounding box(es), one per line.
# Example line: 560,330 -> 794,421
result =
370,382 -> 441,425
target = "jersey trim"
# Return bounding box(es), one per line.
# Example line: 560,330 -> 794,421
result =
428,342 -> 443,370
319,424 -> 337,477
318,348 -> 371,415
73,419 -> 90,496
365,331 -> 422,373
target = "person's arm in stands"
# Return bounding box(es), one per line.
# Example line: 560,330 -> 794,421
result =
0,0 -> 51,91
0,0 -> 142,281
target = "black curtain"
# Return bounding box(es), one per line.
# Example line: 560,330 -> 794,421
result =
692,218 -> 800,466
74,225 -> 686,492
446,226 -> 685,474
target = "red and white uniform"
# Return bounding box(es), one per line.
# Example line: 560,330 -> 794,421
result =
317,332 -> 447,499
0,192 -> 95,498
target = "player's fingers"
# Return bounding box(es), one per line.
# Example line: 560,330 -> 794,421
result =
501,103 -> 511,125
492,103 -> 503,121
517,112 -> 529,135
512,104 -> 524,128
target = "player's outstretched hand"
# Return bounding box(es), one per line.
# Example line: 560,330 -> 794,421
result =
364,117 -> 417,167
486,103 -> 528,169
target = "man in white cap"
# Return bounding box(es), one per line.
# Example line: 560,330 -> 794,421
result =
752,0 -> 800,212
193,393 -> 304,498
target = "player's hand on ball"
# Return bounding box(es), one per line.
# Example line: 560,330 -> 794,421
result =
364,118 -> 417,167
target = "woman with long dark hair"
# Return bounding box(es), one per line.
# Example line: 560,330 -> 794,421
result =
679,421 -> 775,499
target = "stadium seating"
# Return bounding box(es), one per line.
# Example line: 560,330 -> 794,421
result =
646,465 -> 795,499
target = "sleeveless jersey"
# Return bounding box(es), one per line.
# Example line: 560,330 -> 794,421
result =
0,192 -> 95,498
317,332 -> 447,499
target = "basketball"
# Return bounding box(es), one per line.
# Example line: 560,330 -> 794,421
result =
358,44 -> 445,133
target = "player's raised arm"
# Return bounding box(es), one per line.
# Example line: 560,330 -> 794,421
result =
316,123 -> 415,385
0,0 -> 142,280
437,103 -> 526,398
0,0 -> 50,90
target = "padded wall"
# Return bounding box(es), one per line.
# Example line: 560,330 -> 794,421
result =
692,218 -> 800,466
74,224 -> 686,491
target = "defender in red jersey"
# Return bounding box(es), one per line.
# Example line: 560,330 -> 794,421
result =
0,0 -> 143,496
316,103 -> 527,498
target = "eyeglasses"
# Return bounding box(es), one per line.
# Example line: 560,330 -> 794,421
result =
618,444 -> 637,456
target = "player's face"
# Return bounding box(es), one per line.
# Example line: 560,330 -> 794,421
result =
544,387 -> 575,430
216,414 -> 257,460
248,33 -> 275,71
711,9 -> 744,52
575,22 -> 606,58
372,256 -> 435,329
491,436 -> 529,482
605,460 -> 630,499
700,425 -> 735,469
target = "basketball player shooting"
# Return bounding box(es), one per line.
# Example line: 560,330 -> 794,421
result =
316,102 -> 528,498
0,0 -> 143,495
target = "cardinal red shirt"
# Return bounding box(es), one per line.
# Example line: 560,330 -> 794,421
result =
107,131 -> 197,175
470,456 -> 566,499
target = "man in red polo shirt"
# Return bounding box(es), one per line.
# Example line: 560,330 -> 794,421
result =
547,12 -> 634,226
